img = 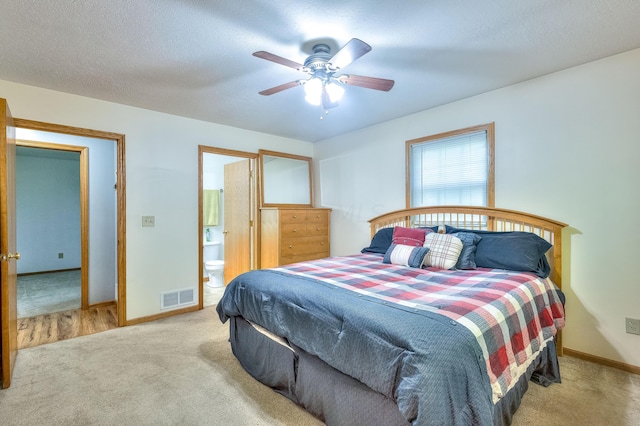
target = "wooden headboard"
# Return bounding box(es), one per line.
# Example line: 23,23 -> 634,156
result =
369,206 -> 568,289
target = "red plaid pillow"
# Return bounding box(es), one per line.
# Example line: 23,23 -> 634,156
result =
392,226 -> 431,247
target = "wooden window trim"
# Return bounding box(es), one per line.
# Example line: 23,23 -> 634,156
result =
405,122 -> 495,208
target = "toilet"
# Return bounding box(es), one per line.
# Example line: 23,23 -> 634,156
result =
203,241 -> 224,287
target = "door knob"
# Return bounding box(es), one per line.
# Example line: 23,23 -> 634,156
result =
222,230 -> 228,235
0,252 -> 20,262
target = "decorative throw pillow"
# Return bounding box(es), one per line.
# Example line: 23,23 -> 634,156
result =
423,233 -> 463,270
383,244 -> 430,268
392,226 -> 431,247
451,232 -> 482,269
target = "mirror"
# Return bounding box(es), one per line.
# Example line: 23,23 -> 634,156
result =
259,149 -> 312,206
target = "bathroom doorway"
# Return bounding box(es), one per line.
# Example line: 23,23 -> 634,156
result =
198,146 -> 257,308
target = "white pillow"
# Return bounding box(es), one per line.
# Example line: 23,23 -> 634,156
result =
383,244 -> 430,268
423,233 -> 463,270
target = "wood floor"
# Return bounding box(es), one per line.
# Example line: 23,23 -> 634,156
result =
18,304 -> 118,349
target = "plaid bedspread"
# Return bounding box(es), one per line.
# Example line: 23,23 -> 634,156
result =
273,253 -> 565,403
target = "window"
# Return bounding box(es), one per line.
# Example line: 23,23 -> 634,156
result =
406,123 -> 494,208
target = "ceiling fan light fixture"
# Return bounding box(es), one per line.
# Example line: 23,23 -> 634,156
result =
325,81 -> 344,104
303,77 -> 323,105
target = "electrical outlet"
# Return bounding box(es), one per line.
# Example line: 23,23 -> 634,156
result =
626,317 -> 640,335
142,216 -> 155,227
58,252 -> 64,259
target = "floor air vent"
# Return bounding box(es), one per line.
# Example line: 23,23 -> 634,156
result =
161,288 -> 196,309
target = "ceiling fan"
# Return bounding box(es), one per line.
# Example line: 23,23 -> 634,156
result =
253,38 -> 394,110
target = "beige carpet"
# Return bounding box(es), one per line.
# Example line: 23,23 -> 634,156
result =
1,306 -> 638,425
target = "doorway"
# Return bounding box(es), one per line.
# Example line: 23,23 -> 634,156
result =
13,119 -> 126,327
198,146 -> 257,309
15,135 -> 119,314
15,143 -> 85,318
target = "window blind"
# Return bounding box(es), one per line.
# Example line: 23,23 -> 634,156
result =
410,130 -> 488,207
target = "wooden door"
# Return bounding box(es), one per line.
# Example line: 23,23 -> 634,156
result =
0,98 -> 18,389
223,159 -> 252,284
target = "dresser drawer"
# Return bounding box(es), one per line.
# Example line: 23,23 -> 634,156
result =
281,236 -> 329,257
306,222 -> 328,236
305,210 -> 328,223
279,210 -> 308,223
281,221 -> 328,237
280,250 -> 330,265
281,223 -> 307,237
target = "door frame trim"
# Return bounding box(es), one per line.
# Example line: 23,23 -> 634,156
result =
198,146 -> 257,309
16,140 -> 90,310
13,119 -> 127,326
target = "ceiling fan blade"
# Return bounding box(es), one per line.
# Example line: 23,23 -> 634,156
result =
258,80 -> 302,96
338,74 -> 395,91
253,51 -> 304,71
330,38 -> 372,70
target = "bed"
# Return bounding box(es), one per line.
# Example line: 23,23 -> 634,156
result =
216,206 -> 567,425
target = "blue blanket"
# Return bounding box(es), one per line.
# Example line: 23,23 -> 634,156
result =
217,268 -> 494,425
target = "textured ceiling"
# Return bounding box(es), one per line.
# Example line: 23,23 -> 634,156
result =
2,1 -> 640,142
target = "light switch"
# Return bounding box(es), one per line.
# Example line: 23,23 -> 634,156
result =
142,216 -> 155,227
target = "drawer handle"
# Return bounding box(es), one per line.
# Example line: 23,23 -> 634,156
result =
292,215 -> 297,219
289,245 -> 293,248
316,227 -> 320,231
293,229 -> 297,233
320,242 -> 324,245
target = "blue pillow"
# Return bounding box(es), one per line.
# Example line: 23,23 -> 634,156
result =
361,227 -> 394,254
446,226 -> 552,278
451,232 -> 482,269
383,244 -> 430,268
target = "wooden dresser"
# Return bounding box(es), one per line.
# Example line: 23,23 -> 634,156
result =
260,207 -> 331,268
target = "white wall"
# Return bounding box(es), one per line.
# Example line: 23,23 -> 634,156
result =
16,152 -> 81,273
1,80 -> 313,320
314,48 -> 640,368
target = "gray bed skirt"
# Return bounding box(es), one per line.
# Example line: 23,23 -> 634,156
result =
228,316 -> 561,426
